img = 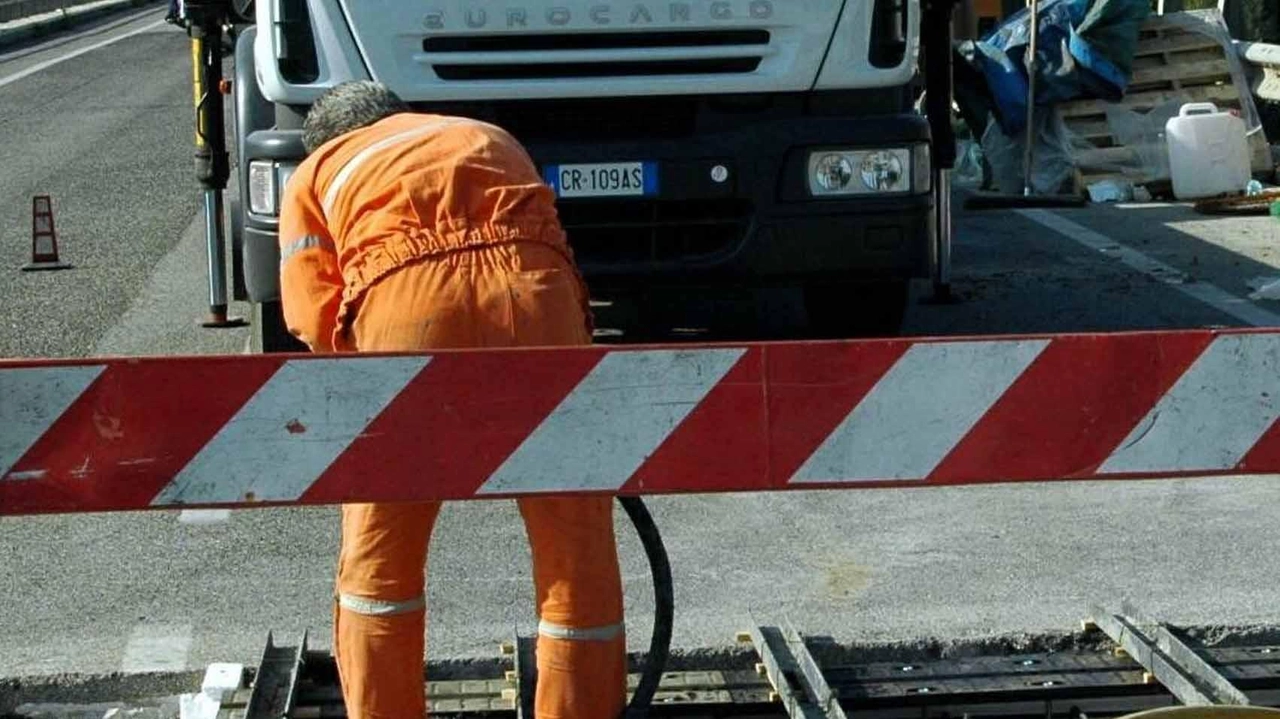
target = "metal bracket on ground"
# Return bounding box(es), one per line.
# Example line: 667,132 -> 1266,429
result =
1088,605 -> 1249,707
745,623 -> 848,719
243,630 -> 308,719
514,632 -> 537,719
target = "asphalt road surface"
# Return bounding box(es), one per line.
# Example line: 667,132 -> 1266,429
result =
4,10 -> 1280,682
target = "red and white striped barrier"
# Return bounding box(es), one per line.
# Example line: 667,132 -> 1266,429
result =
4,329 -> 1280,516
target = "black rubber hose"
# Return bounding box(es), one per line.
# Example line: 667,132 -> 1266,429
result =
618,496 -> 674,719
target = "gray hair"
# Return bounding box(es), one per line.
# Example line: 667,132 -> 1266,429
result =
302,81 -> 410,154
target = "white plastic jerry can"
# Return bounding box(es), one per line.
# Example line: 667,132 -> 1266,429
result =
1165,102 -> 1251,201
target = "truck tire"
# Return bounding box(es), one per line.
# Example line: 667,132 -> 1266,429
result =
251,301 -> 308,354
229,199 -> 248,302
803,279 -> 909,339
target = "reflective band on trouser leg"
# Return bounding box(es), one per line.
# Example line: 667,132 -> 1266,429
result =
538,620 -> 625,642
521,496 -> 626,719
536,621 -> 627,719
335,595 -> 427,719
339,593 -> 426,617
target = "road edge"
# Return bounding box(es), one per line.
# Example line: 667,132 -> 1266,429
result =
0,0 -> 163,51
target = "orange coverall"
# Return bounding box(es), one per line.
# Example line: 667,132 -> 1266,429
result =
278,113 -> 627,719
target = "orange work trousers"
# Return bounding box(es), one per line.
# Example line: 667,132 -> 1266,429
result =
335,242 -> 627,719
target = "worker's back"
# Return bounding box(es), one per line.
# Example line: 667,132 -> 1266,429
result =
296,112 -> 566,262
280,111 -> 577,350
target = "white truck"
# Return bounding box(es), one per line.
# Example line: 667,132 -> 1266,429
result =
225,0 -> 946,350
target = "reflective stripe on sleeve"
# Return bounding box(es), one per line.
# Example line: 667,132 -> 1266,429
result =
338,593 -> 426,617
537,619 -> 625,642
280,234 -> 336,265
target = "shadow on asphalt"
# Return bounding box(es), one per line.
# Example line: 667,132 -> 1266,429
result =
592,200 -> 1278,345
1066,202 -> 1280,290
898,201 -> 1276,339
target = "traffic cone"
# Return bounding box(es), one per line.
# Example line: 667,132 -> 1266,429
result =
22,195 -> 72,272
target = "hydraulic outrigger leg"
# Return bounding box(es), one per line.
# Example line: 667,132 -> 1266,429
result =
923,0 -> 959,304
187,0 -> 246,328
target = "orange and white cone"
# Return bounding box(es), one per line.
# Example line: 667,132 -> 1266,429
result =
23,195 -> 71,272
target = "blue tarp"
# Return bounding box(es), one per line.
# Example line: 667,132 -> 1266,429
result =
957,0 -> 1152,136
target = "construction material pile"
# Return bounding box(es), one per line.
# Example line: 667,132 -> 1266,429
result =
954,1 -> 1275,201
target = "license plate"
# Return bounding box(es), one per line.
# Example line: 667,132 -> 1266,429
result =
544,162 -> 658,198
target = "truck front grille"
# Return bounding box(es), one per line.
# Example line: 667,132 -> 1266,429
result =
559,199 -> 752,265
434,58 -> 760,81
488,97 -> 698,140
421,30 -> 770,81
424,29 -> 769,52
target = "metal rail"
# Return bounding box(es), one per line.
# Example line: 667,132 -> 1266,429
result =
221,628 -> 1280,719
780,623 -> 849,719
1119,601 -> 1252,706
745,624 -> 828,719
1089,605 -> 1249,707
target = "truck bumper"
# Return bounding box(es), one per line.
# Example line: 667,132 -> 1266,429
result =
524,111 -> 933,290
239,110 -> 932,301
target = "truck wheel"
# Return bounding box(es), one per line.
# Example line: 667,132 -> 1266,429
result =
251,301 -> 308,354
229,199 -> 248,302
803,279 -> 909,339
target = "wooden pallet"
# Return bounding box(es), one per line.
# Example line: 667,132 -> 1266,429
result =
1059,11 -> 1273,191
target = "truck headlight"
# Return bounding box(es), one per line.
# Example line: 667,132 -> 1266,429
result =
859,151 -> 905,191
247,160 -> 299,216
807,146 -> 927,197
813,154 -> 855,192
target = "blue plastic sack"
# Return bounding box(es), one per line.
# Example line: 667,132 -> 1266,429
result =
960,0 -> 1151,136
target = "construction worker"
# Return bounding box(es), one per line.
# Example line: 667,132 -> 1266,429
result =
278,81 -> 627,719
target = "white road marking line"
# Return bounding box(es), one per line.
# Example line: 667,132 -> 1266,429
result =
479,348 -> 746,494
792,339 -> 1049,483
1102,334 -> 1280,474
1018,208 -> 1280,327
120,623 -> 193,673
0,366 -> 105,481
152,357 -> 429,505
178,509 -> 232,524
0,18 -> 165,89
